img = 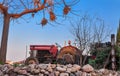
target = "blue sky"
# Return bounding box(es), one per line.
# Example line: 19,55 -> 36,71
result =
0,0 -> 120,61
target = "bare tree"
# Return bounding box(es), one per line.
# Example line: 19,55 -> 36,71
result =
70,14 -> 93,51
93,17 -> 111,43
0,0 -> 80,64
70,14 -> 112,65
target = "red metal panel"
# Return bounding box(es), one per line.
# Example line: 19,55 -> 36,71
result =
30,45 -> 58,57
30,45 -> 53,50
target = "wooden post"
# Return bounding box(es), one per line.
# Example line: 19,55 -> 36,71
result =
111,34 -> 116,70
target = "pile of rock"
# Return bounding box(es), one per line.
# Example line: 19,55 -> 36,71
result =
0,64 -> 120,76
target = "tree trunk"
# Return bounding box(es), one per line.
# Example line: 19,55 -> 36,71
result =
0,13 -> 10,64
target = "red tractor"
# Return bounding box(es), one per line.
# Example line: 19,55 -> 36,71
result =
25,42 -> 82,65
25,45 -> 58,65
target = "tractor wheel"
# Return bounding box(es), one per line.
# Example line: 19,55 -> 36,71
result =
25,57 -> 39,65
62,53 -> 74,64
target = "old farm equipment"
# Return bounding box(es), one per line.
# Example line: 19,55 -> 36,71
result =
25,41 -> 82,65
57,42 -> 82,65
25,45 -> 58,65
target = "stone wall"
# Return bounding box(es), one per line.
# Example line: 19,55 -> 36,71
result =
0,64 -> 120,76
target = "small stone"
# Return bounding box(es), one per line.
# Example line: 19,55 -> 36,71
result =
99,68 -> 109,75
51,64 -> 56,69
14,67 -> 21,72
34,69 -> 40,74
82,64 -> 94,73
60,73 -> 69,76
81,72 -> 87,76
38,64 -> 48,70
55,71 -> 60,76
28,64 -> 36,69
73,64 -> 81,71
75,71 -> 82,76
111,71 -> 118,76
4,74 -> 9,76
63,66 -> 67,69
44,71 -> 49,75
56,66 -> 66,72
39,73 -> 44,76
49,72 -> 55,76
0,70 -> 3,76
66,64 -> 73,68
40,69 -> 46,73
70,73 -> 76,76
2,64 -> 9,72
47,67 -> 53,73
17,70 -> 27,75
91,72 -> 97,76
66,68 -> 72,73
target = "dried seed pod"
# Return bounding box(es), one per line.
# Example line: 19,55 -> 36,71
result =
47,0 -> 54,6
41,18 -> 48,26
63,6 -> 71,15
49,11 -> 56,21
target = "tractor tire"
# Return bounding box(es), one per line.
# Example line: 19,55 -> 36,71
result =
62,53 -> 74,64
25,57 -> 39,65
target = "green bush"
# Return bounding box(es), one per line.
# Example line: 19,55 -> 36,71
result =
89,46 -> 120,70
115,46 -> 120,70
0,61 -> 4,65
88,47 -> 111,69
88,59 -> 96,68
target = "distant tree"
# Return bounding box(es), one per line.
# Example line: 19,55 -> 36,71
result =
71,14 -> 111,50
70,14 -> 112,65
0,0 -> 80,64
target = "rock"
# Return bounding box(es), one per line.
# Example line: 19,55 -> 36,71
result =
51,64 -> 56,69
14,67 -> 21,72
44,71 -> 49,75
70,73 -> 76,76
28,64 -> 36,69
17,69 -> 27,75
39,73 -> 44,76
63,66 -> 67,69
55,71 -> 60,76
66,68 -> 72,73
4,74 -> 9,76
81,72 -> 87,76
98,68 -> 109,75
73,64 -> 81,71
75,71 -> 82,76
110,71 -> 118,76
38,64 -> 48,70
60,73 -> 69,76
40,69 -> 46,73
49,72 -> 55,76
56,66 -> 66,72
0,64 -> 3,68
82,64 -> 94,72
66,64 -> 73,68
71,67 -> 78,72
1,64 -> 9,72
0,63 -> 120,76
47,67 -> 53,73
91,72 -> 97,76
34,69 -> 40,74
0,70 -> 3,76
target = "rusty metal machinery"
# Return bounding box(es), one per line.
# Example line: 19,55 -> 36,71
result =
57,45 -> 82,64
